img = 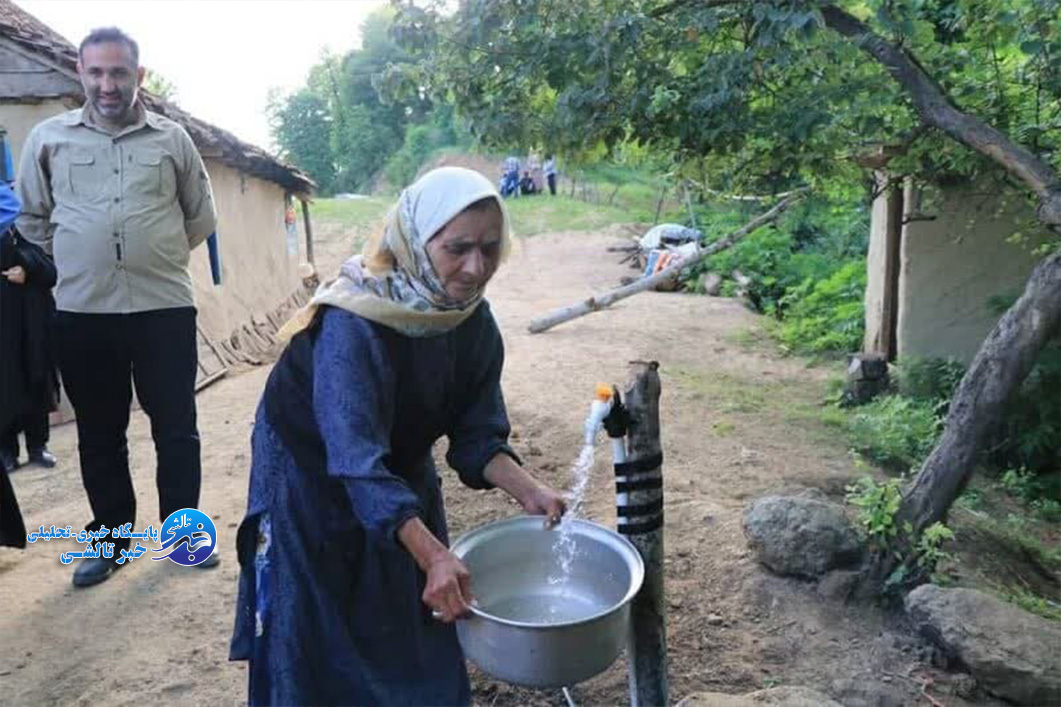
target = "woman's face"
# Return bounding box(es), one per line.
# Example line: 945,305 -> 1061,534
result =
426,201 -> 504,302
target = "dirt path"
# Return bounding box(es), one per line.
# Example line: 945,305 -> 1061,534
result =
0,226 -> 992,706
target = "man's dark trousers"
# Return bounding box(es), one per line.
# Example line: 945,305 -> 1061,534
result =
54,307 -> 200,550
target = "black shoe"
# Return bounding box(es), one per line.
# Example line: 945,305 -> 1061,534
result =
0,450 -> 16,474
28,448 -> 57,468
196,549 -> 221,569
72,556 -> 123,588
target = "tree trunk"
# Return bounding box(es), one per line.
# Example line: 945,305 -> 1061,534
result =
815,3 -> 1061,586
867,250 -> 1061,585
528,190 -> 806,333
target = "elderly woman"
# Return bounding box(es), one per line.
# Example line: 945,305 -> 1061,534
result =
229,167 -> 566,706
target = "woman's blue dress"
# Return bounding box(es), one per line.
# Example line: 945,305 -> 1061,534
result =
229,303 -> 518,706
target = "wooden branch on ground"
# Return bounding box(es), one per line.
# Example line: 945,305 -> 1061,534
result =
527,189 -> 807,334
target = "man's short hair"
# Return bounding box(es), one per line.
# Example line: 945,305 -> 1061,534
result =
78,27 -> 139,66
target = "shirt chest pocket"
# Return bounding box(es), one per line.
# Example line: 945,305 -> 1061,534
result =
126,149 -> 176,204
66,152 -> 107,201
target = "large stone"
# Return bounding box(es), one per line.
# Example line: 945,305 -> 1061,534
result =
677,686 -> 844,707
905,584 -> 1061,705
742,495 -> 864,578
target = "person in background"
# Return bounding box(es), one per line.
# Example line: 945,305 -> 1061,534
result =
0,179 -> 58,474
1,174 -> 56,554
519,169 -> 538,196
229,167 -> 566,705
16,27 -> 219,587
544,155 -> 558,196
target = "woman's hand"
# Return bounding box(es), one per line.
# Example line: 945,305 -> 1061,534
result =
2,266 -> 25,285
483,453 -> 569,528
397,516 -> 474,623
422,552 -> 475,623
519,485 -> 568,529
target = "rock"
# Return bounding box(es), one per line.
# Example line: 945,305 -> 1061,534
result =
830,676 -> 913,707
700,272 -> 723,296
706,613 -> 724,626
677,686 -> 844,707
816,569 -> 862,602
742,495 -> 864,578
847,353 -> 888,381
842,354 -> 890,406
905,585 -> 1061,705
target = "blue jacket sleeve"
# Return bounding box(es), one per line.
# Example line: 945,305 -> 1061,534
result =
445,316 -> 521,489
0,182 -> 21,233
313,309 -> 422,545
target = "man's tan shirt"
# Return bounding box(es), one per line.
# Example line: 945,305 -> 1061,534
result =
16,104 -> 217,314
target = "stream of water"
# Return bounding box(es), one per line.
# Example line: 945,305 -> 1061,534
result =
547,432 -> 597,588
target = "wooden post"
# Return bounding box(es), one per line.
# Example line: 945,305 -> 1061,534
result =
617,361 -> 668,707
682,181 -> 698,230
300,198 -> 315,265
653,186 -> 667,225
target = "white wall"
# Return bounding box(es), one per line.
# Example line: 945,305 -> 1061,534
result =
896,182 -> 1051,364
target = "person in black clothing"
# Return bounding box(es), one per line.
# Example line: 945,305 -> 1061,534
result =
519,170 -> 537,196
0,224 -> 59,475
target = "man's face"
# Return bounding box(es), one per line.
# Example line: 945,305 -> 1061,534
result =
77,42 -> 144,121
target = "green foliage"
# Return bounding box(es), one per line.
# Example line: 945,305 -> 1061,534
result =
989,340 -> 1061,474
846,475 -> 957,588
396,0 -> 1061,198
1030,498 -> 1061,523
915,522 -> 955,582
846,476 -> 904,547
267,89 -> 336,193
998,466 -> 1041,502
383,108 -> 465,188
143,70 -> 177,101
269,9 -> 456,194
1002,588 -> 1061,623
678,191 -> 870,356
776,261 -> 867,355
894,357 -> 965,403
846,395 -> 941,471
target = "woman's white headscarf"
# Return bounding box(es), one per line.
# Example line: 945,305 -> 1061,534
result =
279,167 -> 511,340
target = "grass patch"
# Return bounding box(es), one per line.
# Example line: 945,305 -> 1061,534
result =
725,327 -> 773,353
948,478 -> 1061,622
504,195 -> 643,236
312,197 -> 391,232
844,395 -> 941,471
1000,587 -> 1061,622
711,420 -> 736,437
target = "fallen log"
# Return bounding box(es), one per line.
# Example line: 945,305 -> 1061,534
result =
527,189 -> 807,334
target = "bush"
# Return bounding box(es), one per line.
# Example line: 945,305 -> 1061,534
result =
846,395 -> 941,471
990,340 -> 1061,474
776,261 -> 867,354
894,357 -> 965,403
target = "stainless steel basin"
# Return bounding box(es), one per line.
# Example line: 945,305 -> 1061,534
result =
450,515 -> 644,688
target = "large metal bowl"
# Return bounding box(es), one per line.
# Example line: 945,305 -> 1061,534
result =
450,515 -> 644,688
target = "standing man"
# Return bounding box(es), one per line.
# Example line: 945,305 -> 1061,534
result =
544,155 -> 558,196
17,27 -> 219,587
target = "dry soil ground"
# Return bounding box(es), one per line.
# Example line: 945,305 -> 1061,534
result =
0,220 -> 1003,706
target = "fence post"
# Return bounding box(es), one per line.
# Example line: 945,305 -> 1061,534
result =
616,361 -> 668,707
